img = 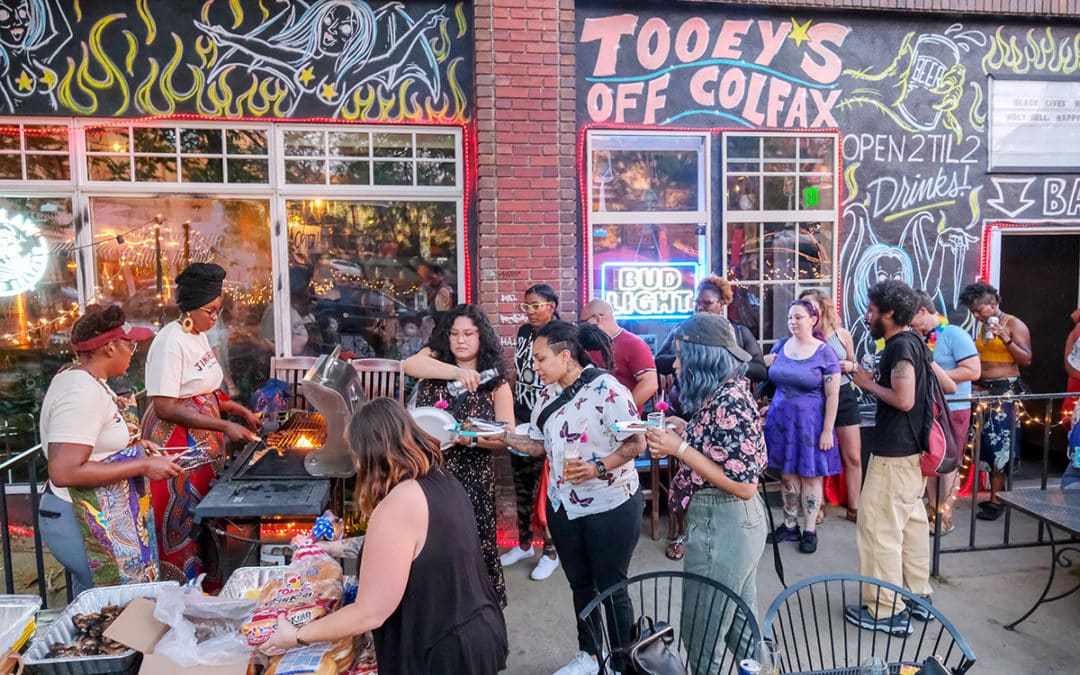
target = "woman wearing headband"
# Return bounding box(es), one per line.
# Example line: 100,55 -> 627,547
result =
39,304 -> 183,592
141,262 -> 261,583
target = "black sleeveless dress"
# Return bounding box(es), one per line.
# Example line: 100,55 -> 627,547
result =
373,469 -> 508,674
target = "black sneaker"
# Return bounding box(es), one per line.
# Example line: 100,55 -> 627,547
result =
766,523 -> 801,543
906,594 -> 936,622
799,531 -> 818,554
843,605 -> 913,637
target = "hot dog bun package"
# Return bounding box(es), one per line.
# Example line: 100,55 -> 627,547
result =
240,535 -> 343,653
264,636 -> 360,675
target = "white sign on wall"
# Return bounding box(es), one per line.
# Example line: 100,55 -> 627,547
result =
0,210 -> 49,297
990,79 -> 1080,171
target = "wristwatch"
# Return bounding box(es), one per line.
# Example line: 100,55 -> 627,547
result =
593,459 -> 608,479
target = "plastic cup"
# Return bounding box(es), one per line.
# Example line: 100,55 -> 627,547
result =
755,639 -> 781,675
647,411 -> 665,429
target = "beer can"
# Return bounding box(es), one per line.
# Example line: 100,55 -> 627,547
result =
739,659 -> 762,675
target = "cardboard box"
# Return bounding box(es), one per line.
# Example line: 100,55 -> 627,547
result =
104,597 -> 250,675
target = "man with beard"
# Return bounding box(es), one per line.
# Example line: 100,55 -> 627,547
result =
847,280 -> 956,636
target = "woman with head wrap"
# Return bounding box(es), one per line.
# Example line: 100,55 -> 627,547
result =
140,262 -> 261,583
38,304 -> 183,593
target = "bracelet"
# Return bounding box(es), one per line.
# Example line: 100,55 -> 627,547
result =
295,625 -> 310,647
677,441 -> 690,458
1004,338 -> 1014,346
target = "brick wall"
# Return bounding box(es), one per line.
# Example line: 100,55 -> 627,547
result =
691,0 -> 1080,15
474,0 -> 579,347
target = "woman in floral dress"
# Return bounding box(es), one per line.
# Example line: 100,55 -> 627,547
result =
405,304 -> 513,607
646,313 -> 768,670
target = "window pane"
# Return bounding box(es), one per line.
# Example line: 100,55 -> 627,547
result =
227,129 -> 267,155
89,156 -> 131,181
181,157 -> 223,182
88,197 -> 273,399
328,131 -> 368,157
372,133 -> 412,158
135,157 -> 177,182
796,223 -> 832,280
798,174 -> 835,210
133,127 -> 176,154
284,130 -> 324,156
762,176 -> 796,210
286,158 -> 326,184
86,128 -> 129,153
760,285 -> 794,343
416,161 -> 455,186
591,148 -> 699,212
228,158 -> 269,184
373,161 -> 412,185
24,126 -> 68,152
180,128 -> 222,154
726,136 -> 758,160
800,137 -> 834,168
26,155 -> 70,180
0,154 -> 20,179
416,133 -> 455,159
727,175 -> 759,210
329,160 -> 370,185
0,126 -> 19,151
764,137 -> 796,158
285,199 -> 458,358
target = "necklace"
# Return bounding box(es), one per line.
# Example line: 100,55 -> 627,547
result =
926,314 -> 949,352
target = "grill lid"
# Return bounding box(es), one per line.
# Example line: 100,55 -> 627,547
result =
300,346 -> 364,477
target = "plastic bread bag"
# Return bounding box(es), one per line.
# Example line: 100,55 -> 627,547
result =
265,636 -> 360,675
242,535 -> 344,653
152,584 -> 257,667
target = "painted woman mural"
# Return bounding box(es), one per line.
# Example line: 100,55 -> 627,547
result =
196,0 -> 447,116
0,0 -> 71,110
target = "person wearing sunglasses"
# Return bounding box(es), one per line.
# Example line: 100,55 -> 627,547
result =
501,283 -> 562,580
39,304 -> 183,593
141,262 -> 261,585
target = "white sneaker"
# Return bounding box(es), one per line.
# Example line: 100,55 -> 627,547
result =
499,545 -> 535,567
530,553 -> 560,580
553,651 -> 599,675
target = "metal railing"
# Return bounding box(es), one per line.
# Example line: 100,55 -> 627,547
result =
931,390 -> 1078,576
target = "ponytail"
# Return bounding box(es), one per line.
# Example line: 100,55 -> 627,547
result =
537,320 -> 612,370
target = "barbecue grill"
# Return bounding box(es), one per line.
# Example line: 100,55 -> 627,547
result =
195,347 -> 363,523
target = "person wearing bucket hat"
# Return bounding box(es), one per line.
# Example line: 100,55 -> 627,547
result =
39,304 -> 183,592
141,261 -> 261,585
645,311 -> 767,670
763,299 -> 842,555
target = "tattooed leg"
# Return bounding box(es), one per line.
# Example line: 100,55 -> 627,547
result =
802,477 -> 824,533
781,473 -> 801,528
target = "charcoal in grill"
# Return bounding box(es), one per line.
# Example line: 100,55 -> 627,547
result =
264,412 -> 327,450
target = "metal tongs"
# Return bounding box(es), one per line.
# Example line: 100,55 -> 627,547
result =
466,417 -> 507,429
146,442 -> 214,470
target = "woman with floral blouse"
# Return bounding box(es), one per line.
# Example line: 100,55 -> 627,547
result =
503,320 -> 645,675
646,313 -> 768,670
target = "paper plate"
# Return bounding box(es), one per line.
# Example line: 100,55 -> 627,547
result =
410,406 -> 457,448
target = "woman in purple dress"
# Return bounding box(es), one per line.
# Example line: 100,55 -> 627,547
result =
763,299 -> 841,554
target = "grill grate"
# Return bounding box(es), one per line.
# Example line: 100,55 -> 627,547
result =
265,412 -> 327,450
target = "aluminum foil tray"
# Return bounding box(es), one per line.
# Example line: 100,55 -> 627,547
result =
0,594 -> 42,655
218,566 -> 285,600
23,581 -> 179,675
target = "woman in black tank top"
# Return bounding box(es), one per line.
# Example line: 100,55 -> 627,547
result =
267,398 -> 508,674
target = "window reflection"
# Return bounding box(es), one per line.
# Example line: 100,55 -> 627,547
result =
286,200 -> 457,360
89,197 -> 273,401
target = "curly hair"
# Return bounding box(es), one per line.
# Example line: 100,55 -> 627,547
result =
698,275 -> 734,305
71,304 -> 127,352
958,281 -> 1001,310
537,321 -> 614,370
348,398 -> 443,517
676,341 -> 747,414
426,304 -> 509,391
867,280 -> 918,327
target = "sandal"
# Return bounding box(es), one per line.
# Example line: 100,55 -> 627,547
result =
665,535 -> 686,561
976,502 -> 1005,521
845,509 -> 858,523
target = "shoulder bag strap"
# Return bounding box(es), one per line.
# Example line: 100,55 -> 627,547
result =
535,368 -> 608,433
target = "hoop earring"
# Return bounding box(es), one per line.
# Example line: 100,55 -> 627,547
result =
181,314 -> 195,333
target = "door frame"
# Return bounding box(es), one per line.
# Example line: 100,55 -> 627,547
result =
981,222 -> 1080,309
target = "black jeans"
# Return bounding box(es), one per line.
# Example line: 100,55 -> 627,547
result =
547,488 -> 643,658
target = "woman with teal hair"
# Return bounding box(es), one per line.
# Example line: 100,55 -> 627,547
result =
645,313 -> 768,669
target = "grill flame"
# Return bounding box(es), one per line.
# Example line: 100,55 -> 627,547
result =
295,435 -> 315,449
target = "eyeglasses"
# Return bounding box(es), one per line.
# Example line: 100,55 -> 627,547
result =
197,306 -> 221,320
519,302 -> 554,313
449,329 -> 478,340
695,298 -> 723,310
114,339 -> 137,355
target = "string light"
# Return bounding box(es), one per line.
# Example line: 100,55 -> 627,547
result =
1,303 -> 80,345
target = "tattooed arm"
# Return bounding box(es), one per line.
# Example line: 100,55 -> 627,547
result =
855,359 -> 916,411
598,434 -> 646,471
501,430 -> 546,457
820,372 -> 840,450
317,536 -> 364,559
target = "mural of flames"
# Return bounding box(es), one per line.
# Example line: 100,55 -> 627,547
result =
56,0 -> 471,123
982,26 -> 1080,76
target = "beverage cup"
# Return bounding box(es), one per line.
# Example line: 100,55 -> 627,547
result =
647,411 -> 665,429
754,639 -> 781,675
860,656 -> 888,675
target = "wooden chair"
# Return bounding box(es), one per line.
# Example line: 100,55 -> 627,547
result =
580,571 -> 761,674
269,356 -> 318,411
763,573 -> 976,674
638,373 -> 678,541
350,358 -> 405,403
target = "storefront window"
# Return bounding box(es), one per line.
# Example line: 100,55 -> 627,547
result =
0,124 -> 70,181
88,197 -> 273,400
282,129 -> 458,187
0,196 -> 77,452
722,132 -> 839,346
285,199 -> 458,360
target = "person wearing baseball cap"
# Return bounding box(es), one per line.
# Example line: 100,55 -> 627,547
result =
39,303 -> 183,591
141,261 -> 261,585
645,312 -> 767,669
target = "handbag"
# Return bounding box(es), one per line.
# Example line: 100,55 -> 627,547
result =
624,616 -> 687,675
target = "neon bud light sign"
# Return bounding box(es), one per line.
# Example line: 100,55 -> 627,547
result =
600,261 -> 696,320
0,209 -> 49,298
